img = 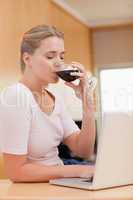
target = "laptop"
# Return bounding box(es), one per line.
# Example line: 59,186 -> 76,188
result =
50,113 -> 133,190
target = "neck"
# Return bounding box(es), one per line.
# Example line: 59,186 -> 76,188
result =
19,72 -> 48,94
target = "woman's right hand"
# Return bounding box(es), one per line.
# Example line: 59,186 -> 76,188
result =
62,164 -> 95,179
78,165 -> 95,178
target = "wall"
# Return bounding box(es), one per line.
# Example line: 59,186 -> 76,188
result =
0,0 -> 51,88
0,0 -> 92,89
92,26 -> 133,68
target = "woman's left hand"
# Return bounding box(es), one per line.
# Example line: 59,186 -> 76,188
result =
64,62 -> 91,99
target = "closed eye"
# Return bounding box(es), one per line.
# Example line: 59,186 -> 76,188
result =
45,51 -> 65,60
46,56 -> 54,59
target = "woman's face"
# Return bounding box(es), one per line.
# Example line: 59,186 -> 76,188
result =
24,36 -> 65,84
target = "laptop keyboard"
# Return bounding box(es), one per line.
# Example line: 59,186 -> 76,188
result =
83,176 -> 93,183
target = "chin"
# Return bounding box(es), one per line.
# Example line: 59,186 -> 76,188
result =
51,76 -> 60,83
52,79 -> 59,84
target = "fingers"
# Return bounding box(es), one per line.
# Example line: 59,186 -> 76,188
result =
70,61 -> 85,78
70,62 -> 90,81
70,71 -> 84,78
71,61 -> 85,72
80,165 -> 95,178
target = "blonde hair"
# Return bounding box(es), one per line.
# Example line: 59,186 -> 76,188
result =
20,24 -> 64,72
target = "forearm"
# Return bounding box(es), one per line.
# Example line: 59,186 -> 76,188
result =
9,162 -> 88,183
77,87 -> 96,158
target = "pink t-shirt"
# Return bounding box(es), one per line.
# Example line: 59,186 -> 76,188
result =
0,83 -> 80,166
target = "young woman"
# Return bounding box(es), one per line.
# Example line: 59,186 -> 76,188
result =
0,24 -> 96,182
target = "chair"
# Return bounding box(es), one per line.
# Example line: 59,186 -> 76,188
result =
58,120 -> 97,165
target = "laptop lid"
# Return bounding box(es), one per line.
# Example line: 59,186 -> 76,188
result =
93,112 -> 133,189
50,113 -> 133,190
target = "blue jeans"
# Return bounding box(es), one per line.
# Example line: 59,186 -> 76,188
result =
62,158 -> 94,165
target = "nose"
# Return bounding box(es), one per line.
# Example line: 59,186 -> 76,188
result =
54,57 -> 64,64
56,53 -> 65,63
53,59 -> 65,71
54,63 -> 63,71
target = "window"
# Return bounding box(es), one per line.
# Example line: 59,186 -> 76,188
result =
99,67 -> 133,114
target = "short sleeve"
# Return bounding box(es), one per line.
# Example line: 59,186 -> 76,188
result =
0,85 -> 32,155
59,97 -> 80,139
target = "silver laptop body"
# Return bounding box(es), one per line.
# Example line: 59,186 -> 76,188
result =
50,113 -> 133,190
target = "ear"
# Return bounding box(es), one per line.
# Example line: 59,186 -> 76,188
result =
22,52 -> 32,68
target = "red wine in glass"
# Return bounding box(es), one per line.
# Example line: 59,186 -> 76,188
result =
56,69 -> 80,82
